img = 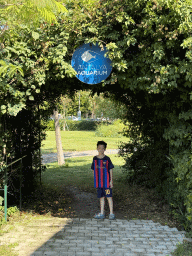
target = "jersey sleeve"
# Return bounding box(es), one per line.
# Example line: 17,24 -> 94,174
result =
108,157 -> 114,169
91,157 -> 95,170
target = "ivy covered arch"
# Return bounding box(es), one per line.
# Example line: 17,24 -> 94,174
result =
1,0 -> 192,230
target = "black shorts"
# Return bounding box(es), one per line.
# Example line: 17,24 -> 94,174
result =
97,188 -> 112,198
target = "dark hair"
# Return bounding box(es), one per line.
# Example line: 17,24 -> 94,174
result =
97,141 -> 107,149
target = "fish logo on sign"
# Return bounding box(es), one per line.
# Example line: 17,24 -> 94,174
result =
81,50 -> 97,63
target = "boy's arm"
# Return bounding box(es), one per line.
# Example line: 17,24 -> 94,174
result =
110,169 -> 113,184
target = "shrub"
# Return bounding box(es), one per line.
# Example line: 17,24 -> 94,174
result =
119,140 -> 170,188
0,206 -> 19,216
62,120 -> 100,131
45,119 -> 55,131
45,119 -> 102,131
0,206 -> 19,225
95,119 -> 125,137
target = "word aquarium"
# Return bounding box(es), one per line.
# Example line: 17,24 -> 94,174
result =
77,69 -> 108,76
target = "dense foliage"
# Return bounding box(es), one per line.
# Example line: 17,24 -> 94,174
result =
90,0 -> 192,231
0,0 -> 192,233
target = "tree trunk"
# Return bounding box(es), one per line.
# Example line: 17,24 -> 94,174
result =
53,109 -> 65,165
91,102 -> 96,119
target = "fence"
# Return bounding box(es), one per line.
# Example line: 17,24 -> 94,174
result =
1,145 -> 42,222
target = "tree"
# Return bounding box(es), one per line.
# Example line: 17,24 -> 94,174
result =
93,93 -> 127,120
60,95 -> 72,130
53,108 -> 65,165
0,0 -> 67,27
58,90 -> 126,120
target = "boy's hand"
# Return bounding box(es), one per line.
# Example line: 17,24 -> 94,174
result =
110,180 -> 113,188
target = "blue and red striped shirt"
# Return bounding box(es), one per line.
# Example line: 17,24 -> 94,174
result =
91,155 -> 114,188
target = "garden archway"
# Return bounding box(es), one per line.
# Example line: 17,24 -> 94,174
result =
1,0 -> 192,230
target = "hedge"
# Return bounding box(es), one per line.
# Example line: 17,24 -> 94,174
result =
45,119 -> 103,131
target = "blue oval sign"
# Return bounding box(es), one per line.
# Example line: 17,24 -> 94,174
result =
71,43 -> 112,84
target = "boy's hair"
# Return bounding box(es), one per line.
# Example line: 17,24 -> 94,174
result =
97,141 -> 107,149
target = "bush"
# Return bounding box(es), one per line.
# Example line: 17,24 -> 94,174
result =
63,120 -> 100,131
95,119 -> 125,137
0,206 -> 19,225
119,140 -> 170,188
0,206 -> 19,216
45,120 -> 55,131
45,119 -> 101,131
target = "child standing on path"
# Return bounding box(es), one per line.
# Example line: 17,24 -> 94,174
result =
91,141 -> 115,220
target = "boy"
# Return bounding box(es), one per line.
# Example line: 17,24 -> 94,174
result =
91,141 -> 115,220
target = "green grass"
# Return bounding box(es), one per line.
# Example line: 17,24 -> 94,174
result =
42,154 -> 126,192
170,241 -> 192,256
0,244 -> 19,256
41,131 -> 129,154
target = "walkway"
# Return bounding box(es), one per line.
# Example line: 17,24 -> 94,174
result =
0,216 -> 187,256
42,149 -> 119,164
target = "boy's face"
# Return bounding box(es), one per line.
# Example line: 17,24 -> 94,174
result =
97,144 -> 106,155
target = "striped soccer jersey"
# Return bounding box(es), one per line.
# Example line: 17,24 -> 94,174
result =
91,155 -> 114,188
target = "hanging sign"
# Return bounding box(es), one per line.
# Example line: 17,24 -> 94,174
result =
71,43 -> 112,85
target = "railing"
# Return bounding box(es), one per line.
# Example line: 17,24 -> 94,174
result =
1,145 -> 28,221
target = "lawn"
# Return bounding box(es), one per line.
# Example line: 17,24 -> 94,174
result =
41,131 -> 129,154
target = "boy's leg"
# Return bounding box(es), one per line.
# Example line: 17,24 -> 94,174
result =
100,197 -> 105,214
107,197 -> 113,215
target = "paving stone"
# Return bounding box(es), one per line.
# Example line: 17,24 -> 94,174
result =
131,248 -> 147,253
31,253 -> 44,256
44,252 -> 60,256
59,253 -> 74,256
91,253 -> 109,256
124,254 -> 139,256
142,254 -> 156,256
75,252 -> 91,256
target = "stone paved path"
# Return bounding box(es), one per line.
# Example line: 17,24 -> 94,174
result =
0,216 -> 187,256
42,149 -> 119,164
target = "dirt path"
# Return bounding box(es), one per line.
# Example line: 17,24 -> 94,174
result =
64,185 -> 127,219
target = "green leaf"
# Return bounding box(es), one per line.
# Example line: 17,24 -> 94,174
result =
1,105 -> 6,110
0,196 -> 4,206
26,89 -> 31,96
1,105 -> 7,114
29,96 -> 34,101
32,31 -> 40,40
106,42 -> 118,50
88,27 -> 98,33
